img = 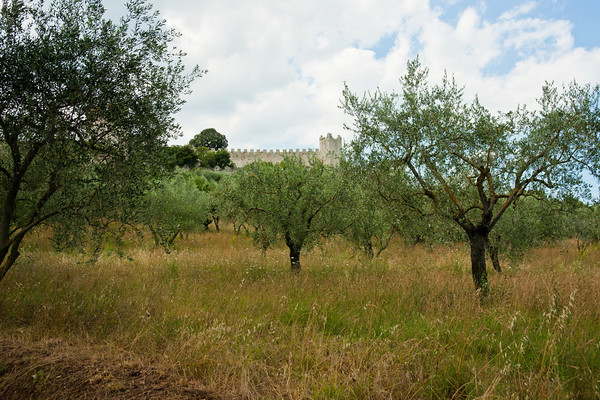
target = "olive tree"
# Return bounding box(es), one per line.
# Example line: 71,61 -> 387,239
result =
558,196 -> 600,254
346,158 -> 464,249
340,159 -> 400,258
487,195 -> 573,271
343,182 -> 397,258
0,0 -> 202,281
342,58 -> 598,293
218,157 -> 347,272
142,170 -> 212,249
216,173 -> 254,234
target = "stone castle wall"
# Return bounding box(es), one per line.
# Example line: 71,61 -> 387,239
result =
228,148 -> 319,168
228,133 -> 342,168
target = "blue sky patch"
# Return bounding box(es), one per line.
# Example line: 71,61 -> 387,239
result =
368,32 -> 398,59
431,0 -> 599,50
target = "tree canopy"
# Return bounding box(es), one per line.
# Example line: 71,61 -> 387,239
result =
342,58 -> 599,293
165,145 -> 199,170
141,169 -> 212,249
189,128 -> 228,150
217,157 -> 348,272
196,147 -> 233,169
0,0 -> 202,281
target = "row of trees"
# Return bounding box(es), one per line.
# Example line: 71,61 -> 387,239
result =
211,58 -> 600,295
138,156 -> 599,288
215,162 -> 598,278
1,0 -> 599,296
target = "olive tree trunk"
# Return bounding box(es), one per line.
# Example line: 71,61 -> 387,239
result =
467,229 -> 489,295
285,233 -> 303,273
289,245 -> 302,273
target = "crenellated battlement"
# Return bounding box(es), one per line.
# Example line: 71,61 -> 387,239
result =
228,148 -> 318,154
228,133 -> 342,168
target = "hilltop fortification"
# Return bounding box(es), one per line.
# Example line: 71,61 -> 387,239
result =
228,133 -> 342,168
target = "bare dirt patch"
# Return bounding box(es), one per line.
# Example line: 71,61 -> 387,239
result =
0,336 -> 223,400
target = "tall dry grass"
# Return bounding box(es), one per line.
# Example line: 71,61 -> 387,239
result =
1,229 -> 599,399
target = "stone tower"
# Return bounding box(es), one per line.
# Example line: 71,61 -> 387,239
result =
319,133 -> 343,165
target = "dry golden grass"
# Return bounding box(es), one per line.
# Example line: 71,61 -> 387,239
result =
1,229 -> 599,399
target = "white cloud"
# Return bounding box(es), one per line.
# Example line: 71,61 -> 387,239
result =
499,1 -> 537,20
410,2 -> 592,113
110,0 -> 600,149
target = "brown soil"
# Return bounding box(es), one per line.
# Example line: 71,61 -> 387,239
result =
0,336 -> 223,400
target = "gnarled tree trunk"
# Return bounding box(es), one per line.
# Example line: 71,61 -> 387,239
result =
285,232 -> 303,273
467,228 -> 489,295
288,244 -> 301,273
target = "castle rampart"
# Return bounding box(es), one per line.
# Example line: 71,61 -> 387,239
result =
228,133 -> 342,168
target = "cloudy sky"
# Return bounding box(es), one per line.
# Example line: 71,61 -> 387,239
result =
104,0 -> 600,150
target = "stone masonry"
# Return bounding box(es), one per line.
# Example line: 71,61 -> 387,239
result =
228,133 -> 343,168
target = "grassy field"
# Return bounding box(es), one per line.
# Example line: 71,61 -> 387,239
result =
1,229 -> 599,399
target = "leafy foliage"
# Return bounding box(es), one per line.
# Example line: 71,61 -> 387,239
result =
189,128 -> 228,150
165,145 -> 199,169
214,149 -> 234,169
0,0 -> 202,280
488,196 -> 573,266
342,57 -> 599,292
217,157 -> 348,272
141,169 -> 212,249
195,147 -> 233,169
560,196 -> 600,253
339,159 -> 398,258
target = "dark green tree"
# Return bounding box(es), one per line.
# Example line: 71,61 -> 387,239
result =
214,149 -> 233,169
194,146 -> 233,170
165,145 -> 199,169
196,146 -> 217,168
342,58 -> 598,294
189,128 -> 228,150
0,0 -> 202,281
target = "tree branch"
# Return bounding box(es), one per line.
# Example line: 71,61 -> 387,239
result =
422,152 -> 467,218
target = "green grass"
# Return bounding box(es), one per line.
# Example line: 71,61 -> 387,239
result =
1,231 -> 599,399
